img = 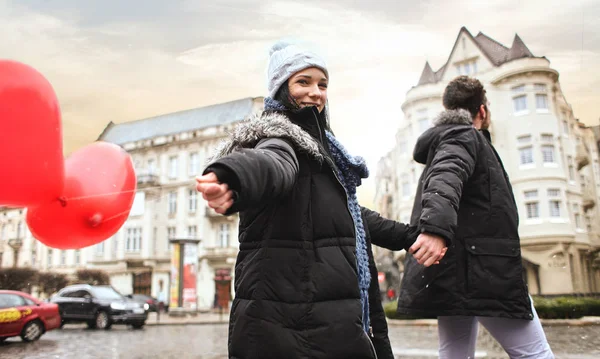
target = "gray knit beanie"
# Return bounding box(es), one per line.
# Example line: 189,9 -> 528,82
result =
266,41 -> 329,98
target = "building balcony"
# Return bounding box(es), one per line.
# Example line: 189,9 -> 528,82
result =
205,205 -> 237,221
582,186 -> 596,212
201,246 -> 238,264
575,143 -> 590,170
137,172 -> 160,188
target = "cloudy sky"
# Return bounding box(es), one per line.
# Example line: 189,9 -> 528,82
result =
2,0 -> 599,205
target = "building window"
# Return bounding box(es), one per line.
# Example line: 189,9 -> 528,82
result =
549,200 -> 561,217
455,60 -> 478,75
513,85 -> 526,93
519,147 -> 534,165
398,140 -> 407,154
167,227 -> 176,240
525,202 -> 539,219
188,189 -> 197,213
75,250 -> 81,265
562,120 -> 569,136
96,242 -> 104,255
567,156 -> 575,181
401,174 -> 411,197
573,204 -> 582,229
187,225 -> 197,239
60,251 -> 66,266
169,156 -> 178,179
112,236 -> 119,256
417,109 -> 429,134
418,118 -> 430,133
152,228 -> 157,255
534,84 -> 549,112
168,191 -> 177,214
524,190 -> 539,219
147,159 -> 157,175
189,152 -> 199,177
541,134 -> 553,142
517,135 -> 531,144
126,228 -> 142,252
513,95 -> 527,113
541,145 -> 555,164
219,224 -> 230,248
511,85 -> 527,114
47,250 -> 53,268
536,94 -> 549,111
547,189 -> 560,197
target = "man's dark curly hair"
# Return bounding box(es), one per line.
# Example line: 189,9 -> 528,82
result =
442,76 -> 487,119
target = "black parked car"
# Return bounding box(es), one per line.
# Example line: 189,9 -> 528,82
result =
125,294 -> 158,313
51,284 -> 147,330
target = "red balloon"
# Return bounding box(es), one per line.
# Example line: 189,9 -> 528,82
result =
0,60 -> 64,207
26,142 -> 137,249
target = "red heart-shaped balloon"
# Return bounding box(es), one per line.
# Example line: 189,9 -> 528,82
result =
26,142 -> 137,249
0,60 -> 64,207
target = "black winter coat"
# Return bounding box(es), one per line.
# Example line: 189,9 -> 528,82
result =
397,109 -> 533,320
205,107 -> 416,359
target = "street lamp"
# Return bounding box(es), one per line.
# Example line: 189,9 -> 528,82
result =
8,236 -> 23,268
0,241 -> 4,267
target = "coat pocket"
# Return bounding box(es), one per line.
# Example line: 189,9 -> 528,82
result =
464,238 -> 523,300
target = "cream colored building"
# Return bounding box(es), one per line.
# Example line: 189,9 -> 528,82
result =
374,27 -> 600,295
0,206 -> 87,275
1,97 -> 264,310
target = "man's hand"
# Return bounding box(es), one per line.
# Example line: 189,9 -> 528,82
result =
196,172 -> 234,214
409,233 -> 447,267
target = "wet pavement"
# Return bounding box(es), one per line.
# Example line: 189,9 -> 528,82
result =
1,322 -> 599,358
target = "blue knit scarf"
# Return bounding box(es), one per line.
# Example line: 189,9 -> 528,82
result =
264,98 -> 372,333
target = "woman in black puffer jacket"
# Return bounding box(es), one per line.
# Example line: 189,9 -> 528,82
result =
196,42 -> 444,359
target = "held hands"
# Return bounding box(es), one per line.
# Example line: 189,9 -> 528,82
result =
409,232 -> 448,267
195,172 -> 234,215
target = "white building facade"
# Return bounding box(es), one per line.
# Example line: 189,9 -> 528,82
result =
374,27 -> 600,295
1,97 -> 264,310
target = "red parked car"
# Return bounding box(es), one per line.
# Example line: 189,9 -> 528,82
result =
0,290 -> 61,342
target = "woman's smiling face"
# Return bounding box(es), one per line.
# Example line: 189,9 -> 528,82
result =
287,67 -> 328,113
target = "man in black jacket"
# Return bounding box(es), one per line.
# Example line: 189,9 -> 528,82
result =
398,76 -> 554,358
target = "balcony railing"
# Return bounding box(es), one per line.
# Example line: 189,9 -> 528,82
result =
576,143 -> 591,170
136,171 -> 160,187
201,246 -> 238,262
582,186 -> 596,212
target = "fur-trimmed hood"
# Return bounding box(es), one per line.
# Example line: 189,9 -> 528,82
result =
208,111 -> 324,164
413,108 -> 475,164
433,108 -> 473,126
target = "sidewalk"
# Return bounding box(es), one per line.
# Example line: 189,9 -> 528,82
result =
145,311 -> 230,326
387,316 -> 600,327
145,311 -> 600,327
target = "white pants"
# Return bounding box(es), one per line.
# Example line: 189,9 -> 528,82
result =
438,300 -> 554,358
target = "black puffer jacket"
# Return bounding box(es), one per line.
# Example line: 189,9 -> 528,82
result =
205,107 -> 416,359
397,109 -> 533,320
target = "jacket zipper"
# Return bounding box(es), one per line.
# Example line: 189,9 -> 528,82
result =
311,110 -> 356,238
312,110 -> 373,339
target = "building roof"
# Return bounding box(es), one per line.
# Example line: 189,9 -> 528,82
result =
98,97 -> 261,145
417,27 -> 537,86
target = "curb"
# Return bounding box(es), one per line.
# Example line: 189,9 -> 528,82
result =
146,320 -> 229,326
142,316 -> 600,327
387,317 -> 600,327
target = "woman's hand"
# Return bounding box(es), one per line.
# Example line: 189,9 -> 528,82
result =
196,172 -> 234,214
409,233 -> 448,267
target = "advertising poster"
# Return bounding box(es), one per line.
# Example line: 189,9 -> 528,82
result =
169,243 -> 180,308
182,242 -> 198,310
